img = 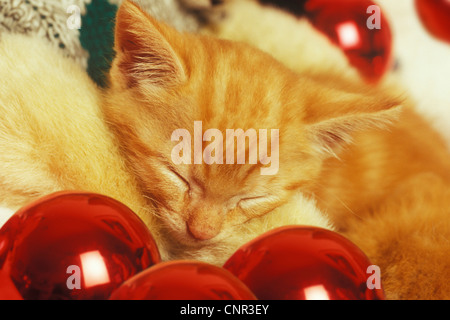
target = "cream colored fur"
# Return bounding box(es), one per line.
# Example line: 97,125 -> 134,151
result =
201,0 -> 359,80
0,32 -> 161,247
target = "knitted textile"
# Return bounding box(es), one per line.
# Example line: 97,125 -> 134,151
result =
0,0 -> 91,68
0,0 -> 204,87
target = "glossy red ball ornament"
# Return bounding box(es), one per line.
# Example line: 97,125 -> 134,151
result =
224,226 -> 385,300
110,261 -> 257,300
416,0 -> 450,44
0,192 -> 161,300
304,0 -> 393,82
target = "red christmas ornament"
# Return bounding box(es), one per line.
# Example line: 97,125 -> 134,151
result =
416,0 -> 450,44
304,0 -> 393,82
224,226 -> 385,300
0,271 -> 23,300
110,261 -> 257,300
0,192 -> 161,300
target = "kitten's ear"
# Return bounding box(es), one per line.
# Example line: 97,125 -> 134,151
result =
112,0 -> 185,88
305,96 -> 403,157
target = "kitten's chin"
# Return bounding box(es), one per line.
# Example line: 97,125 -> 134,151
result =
156,211 -> 237,264
161,229 -> 234,265
173,228 -> 219,248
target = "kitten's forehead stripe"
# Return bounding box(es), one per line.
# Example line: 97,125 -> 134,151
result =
199,43 -> 215,123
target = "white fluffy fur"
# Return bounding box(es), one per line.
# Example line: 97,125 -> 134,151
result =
202,0 -> 358,79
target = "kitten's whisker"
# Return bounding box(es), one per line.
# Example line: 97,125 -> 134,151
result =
142,193 -> 162,207
334,196 -> 364,221
306,183 -> 364,222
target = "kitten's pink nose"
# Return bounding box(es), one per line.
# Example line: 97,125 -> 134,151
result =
186,215 -> 222,241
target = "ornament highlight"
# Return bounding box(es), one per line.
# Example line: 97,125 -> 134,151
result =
304,0 -> 393,82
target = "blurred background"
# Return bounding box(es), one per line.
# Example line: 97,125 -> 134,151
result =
377,0 -> 450,147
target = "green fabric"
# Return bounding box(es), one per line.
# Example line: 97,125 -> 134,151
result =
79,0 -> 118,87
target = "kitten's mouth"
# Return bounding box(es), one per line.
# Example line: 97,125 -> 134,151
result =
174,227 -> 221,250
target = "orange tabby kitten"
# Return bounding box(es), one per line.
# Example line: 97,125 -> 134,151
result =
1,0 -> 448,300
0,1 -> 331,267
105,1 -> 450,299
105,1 -> 391,245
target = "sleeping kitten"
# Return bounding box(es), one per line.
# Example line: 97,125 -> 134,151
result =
0,3 -> 331,266
1,0 -> 449,300
104,2 -> 404,262
107,1 -> 450,299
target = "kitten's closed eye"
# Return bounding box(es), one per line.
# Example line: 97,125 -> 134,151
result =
225,195 -> 270,210
237,195 -> 281,216
163,166 -> 190,193
167,166 -> 190,191
237,195 -> 268,209
153,165 -> 191,212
